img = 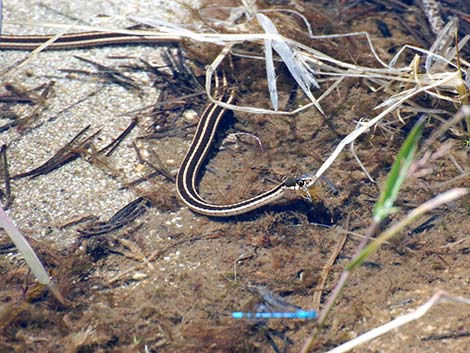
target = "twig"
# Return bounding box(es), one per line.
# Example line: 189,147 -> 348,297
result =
0,145 -> 12,209
312,215 -> 349,310
349,139 -> 374,183
299,221 -> 379,353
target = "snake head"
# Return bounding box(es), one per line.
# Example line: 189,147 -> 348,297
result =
284,173 -> 318,200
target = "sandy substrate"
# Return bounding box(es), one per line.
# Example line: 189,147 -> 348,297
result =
1,0 -> 188,245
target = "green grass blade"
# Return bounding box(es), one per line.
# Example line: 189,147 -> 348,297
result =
349,188 -> 467,271
373,117 -> 425,222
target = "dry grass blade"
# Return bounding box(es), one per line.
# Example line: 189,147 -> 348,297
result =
311,74 -> 459,185
71,55 -> 141,91
78,197 -> 151,236
0,205 -> 65,304
325,290 -> 470,353
256,13 -> 321,113
99,118 -> 138,157
12,125 -> 100,179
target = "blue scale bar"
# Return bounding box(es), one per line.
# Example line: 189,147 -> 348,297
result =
232,309 -> 317,319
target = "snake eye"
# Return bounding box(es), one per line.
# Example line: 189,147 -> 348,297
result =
297,180 -> 305,187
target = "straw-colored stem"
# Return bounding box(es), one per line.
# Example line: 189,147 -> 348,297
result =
299,221 -> 379,353
0,206 -> 66,305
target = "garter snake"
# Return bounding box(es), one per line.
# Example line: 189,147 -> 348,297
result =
1,31 -> 317,216
176,89 -> 316,216
0,31 -> 179,50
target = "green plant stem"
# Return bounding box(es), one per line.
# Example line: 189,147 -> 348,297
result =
351,188 -> 468,270
299,188 -> 467,353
